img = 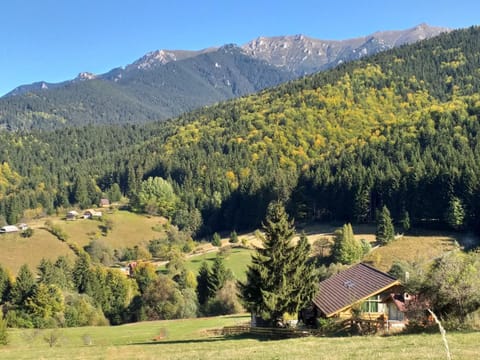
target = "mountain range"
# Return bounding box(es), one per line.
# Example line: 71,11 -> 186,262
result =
0,23 -> 449,130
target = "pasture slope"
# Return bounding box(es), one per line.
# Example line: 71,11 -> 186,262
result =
1,314 -> 479,359
0,210 -> 167,274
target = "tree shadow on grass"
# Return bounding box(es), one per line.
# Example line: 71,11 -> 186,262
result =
132,337 -> 228,346
131,333 -> 260,346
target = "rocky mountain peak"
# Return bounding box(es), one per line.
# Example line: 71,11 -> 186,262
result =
127,48 -> 218,71
242,24 -> 450,75
76,72 -> 97,81
131,49 -> 179,69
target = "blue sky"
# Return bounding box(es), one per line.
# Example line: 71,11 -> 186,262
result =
1,0 -> 478,96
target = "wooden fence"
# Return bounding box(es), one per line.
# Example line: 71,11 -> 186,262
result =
210,317 -> 386,339
215,325 -> 323,339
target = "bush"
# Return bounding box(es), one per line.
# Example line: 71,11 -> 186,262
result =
64,293 -> 109,327
206,280 -> 243,316
82,333 -> 93,346
316,317 -> 342,334
5,309 -> 34,328
148,239 -> 169,259
402,320 -> 437,334
84,239 -> 115,266
43,329 -> 64,347
21,228 -> 34,238
44,221 -> 69,242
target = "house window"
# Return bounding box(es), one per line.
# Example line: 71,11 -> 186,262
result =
362,295 -> 382,312
388,303 -> 405,321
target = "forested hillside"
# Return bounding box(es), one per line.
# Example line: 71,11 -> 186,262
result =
0,46 -> 294,130
1,26 -> 480,236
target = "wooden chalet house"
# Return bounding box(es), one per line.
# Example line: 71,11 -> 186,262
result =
303,263 -> 410,330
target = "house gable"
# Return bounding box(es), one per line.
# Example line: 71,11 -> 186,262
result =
313,263 -> 401,318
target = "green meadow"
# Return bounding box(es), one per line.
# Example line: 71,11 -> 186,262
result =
1,314 -> 478,359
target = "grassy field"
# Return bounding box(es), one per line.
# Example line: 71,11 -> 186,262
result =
48,209 -> 167,249
364,234 -> 458,272
186,247 -> 253,282
0,314 -> 479,359
0,230 -> 73,275
0,209 -> 167,274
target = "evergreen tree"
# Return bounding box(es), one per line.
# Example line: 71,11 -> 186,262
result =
11,264 -> 36,306
196,262 -> 212,306
445,196 -> 465,230
73,252 -> 92,293
376,206 -> 395,245
400,210 -> 411,233
37,258 -> 56,285
0,265 -> 12,303
332,223 -> 363,264
6,196 -> 21,225
239,202 -> 317,326
73,175 -> 90,209
53,256 -> 74,290
209,254 -> 233,295
108,183 -> 122,202
211,232 -> 221,247
229,230 -> 239,244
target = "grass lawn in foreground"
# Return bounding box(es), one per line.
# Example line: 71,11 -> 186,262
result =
0,314 -> 479,359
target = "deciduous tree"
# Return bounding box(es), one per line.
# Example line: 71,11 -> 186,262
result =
332,223 -> 363,264
425,250 -> 480,322
137,177 -> 178,218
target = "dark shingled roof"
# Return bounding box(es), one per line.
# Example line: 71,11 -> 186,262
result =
313,263 -> 400,317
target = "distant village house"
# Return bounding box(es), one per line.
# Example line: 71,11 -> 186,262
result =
0,225 -> 20,233
66,210 -> 79,221
99,198 -> 110,207
83,210 -> 103,219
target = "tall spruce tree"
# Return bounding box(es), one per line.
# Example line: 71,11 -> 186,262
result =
196,262 -> 213,306
0,265 -> 12,303
209,255 -> 233,295
376,206 -> 395,245
239,202 -> 317,326
73,252 -> 92,293
445,196 -> 465,230
11,264 -> 36,306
